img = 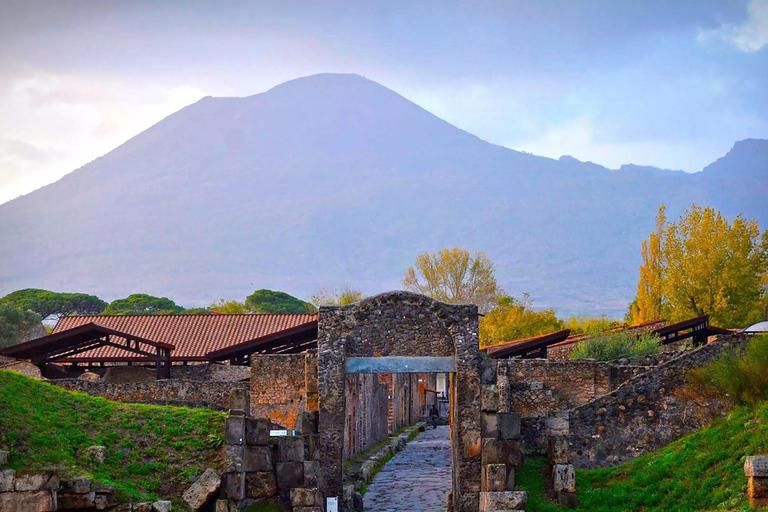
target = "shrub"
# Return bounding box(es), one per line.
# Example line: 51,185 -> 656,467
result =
570,330 -> 660,361
688,335 -> 768,406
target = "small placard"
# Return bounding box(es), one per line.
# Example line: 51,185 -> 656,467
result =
326,496 -> 338,512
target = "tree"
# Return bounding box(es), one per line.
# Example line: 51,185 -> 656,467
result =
0,289 -> 107,321
103,294 -> 185,315
209,299 -> 248,314
479,295 -> 564,348
245,289 -> 315,314
310,286 -> 364,307
629,205 -> 768,327
0,306 -> 41,348
402,248 -> 501,313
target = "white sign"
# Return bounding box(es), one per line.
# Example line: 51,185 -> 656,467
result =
326,497 -> 338,512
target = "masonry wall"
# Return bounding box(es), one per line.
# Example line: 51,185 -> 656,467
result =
343,373 -> 390,460
53,378 -> 245,410
251,353 -> 318,429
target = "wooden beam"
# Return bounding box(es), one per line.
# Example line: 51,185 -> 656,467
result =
345,356 -> 456,374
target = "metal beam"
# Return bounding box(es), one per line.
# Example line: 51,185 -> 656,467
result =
345,356 -> 456,374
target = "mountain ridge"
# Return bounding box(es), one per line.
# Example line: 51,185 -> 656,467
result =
1,73 -> 766,317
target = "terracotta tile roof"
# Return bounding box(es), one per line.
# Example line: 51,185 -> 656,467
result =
53,313 -> 317,362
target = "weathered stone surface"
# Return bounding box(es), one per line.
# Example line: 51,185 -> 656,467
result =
152,500 -> 172,512
224,445 -> 242,473
94,493 -> 110,510
84,445 -> 106,465
245,417 -> 270,446
505,466 -> 516,491
546,411 -> 569,437
182,468 -> 221,511
553,464 -> 576,493
61,476 -> 92,494
0,450 -> 8,467
303,434 -> 318,461
548,436 -> 570,464
291,487 -> 320,507
481,438 -> 500,465
482,385 -> 499,412
749,476 -> 768,498
304,460 -> 322,487
745,456 -> 768,477
298,411 -> 319,435
0,469 -> 16,492
481,412 -> 498,439
0,490 -> 55,512
223,472 -> 242,500
14,471 -> 58,491
498,413 -> 522,440
245,472 -> 277,499
499,440 -> 523,468
484,464 -> 506,492
276,461 -> 304,490
229,387 -> 250,415
353,491 -> 364,511
279,436 -> 304,462
479,490 -> 527,510
133,503 -> 154,512
225,416 -> 245,445
243,445 -> 273,472
215,499 -> 233,512
59,491 -> 96,509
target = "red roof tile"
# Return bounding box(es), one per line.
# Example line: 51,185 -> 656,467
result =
53,314 -> 317,362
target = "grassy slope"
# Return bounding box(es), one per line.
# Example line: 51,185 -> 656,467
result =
0,370 -> 226,509
517,403 -> 768,512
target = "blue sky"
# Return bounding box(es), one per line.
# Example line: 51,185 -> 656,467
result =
0,0 -> 766,204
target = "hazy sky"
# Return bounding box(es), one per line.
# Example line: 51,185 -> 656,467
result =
1,0 -> 766,204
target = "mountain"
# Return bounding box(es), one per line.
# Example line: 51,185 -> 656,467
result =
0,73 -> 766,317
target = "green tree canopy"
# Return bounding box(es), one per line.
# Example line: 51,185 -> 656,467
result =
245,289 -> 315,314
0,289 -> 107,321
479,294 -> 564,348
629,205 -> 768,327
0,306 -> 42,348
103,294 -> 185,315
403,247 -> 502,314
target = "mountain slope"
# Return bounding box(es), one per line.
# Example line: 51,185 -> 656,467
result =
0,73 -> 765,317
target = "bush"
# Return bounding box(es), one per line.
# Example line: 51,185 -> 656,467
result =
688,335 -> 768,406
570,330 -> 660,361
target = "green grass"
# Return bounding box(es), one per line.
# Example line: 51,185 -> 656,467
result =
570,330 -> 660,361
517,402 -> 768,512
0,370 -> 226,507
243,499 -> 283,512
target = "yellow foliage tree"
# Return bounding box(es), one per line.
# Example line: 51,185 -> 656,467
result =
402,247 -> 501,313
630,205 -> 768,327
479,294 -> 564,348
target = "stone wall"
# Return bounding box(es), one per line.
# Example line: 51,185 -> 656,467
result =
343,373 -> 389,460
53,378 -> 244,411
250,354 -> 313,429
564,335 -> 745,468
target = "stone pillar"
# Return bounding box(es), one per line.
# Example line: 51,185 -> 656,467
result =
546,411 -> 577,509
745,456 -> 768,508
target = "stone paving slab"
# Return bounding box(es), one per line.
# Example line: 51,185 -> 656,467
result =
364,425 -> 451,511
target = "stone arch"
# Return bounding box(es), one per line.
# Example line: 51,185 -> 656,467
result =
316,291 -> 483,511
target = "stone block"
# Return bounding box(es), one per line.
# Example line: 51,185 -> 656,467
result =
480,359 -> 498,385
0,450 -> 8,466
478,490 -> 527,511
182,468 -> 221,511
499,440 -> 523,468
246,472 -> 277,499
0,469 -> 16,492
547,436 -> 570,464
276,461 -> 304,490
291,487 -> 321,507
353,491 -> 364,511
152,501 -> 172,512
215,500 -> 233,512
745,456 -> 768,477
243,445 -> 273,472
229,388 -> 250,415
553,464 -> 576,493
481,438 -> 500,464
749,476 -> 768,499
245,417 -> 270,446
223,472 -> 242,500
304,460 -> 322,487
0,490 -> 56,512
481,412 -> 498,439
297,411 -> 319,435
279,436 -> 305,462
482,384 -> 499,412
134,503 -> 154,512
505,466 -> 516,491
94,493 -> 110,510
498,412 -> 522,440
546,411 -> 569,437
225,416 -> 246,445
303,434 -> 318,461
224,445 -> 242,473
484,464 -> 506,492
59,491 -> 96,509
14,471 -> 58,491
84,445 -> 106,465
61,477 -> 92,494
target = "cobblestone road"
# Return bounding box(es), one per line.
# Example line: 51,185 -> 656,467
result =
364,425 -> 452,511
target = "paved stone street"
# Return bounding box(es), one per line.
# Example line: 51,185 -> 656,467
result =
364,425 -> 452,511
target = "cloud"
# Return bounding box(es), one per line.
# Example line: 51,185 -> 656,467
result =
700,0 -> 768,52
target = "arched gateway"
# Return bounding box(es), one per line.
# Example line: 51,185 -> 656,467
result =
317,291 -> 483,511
